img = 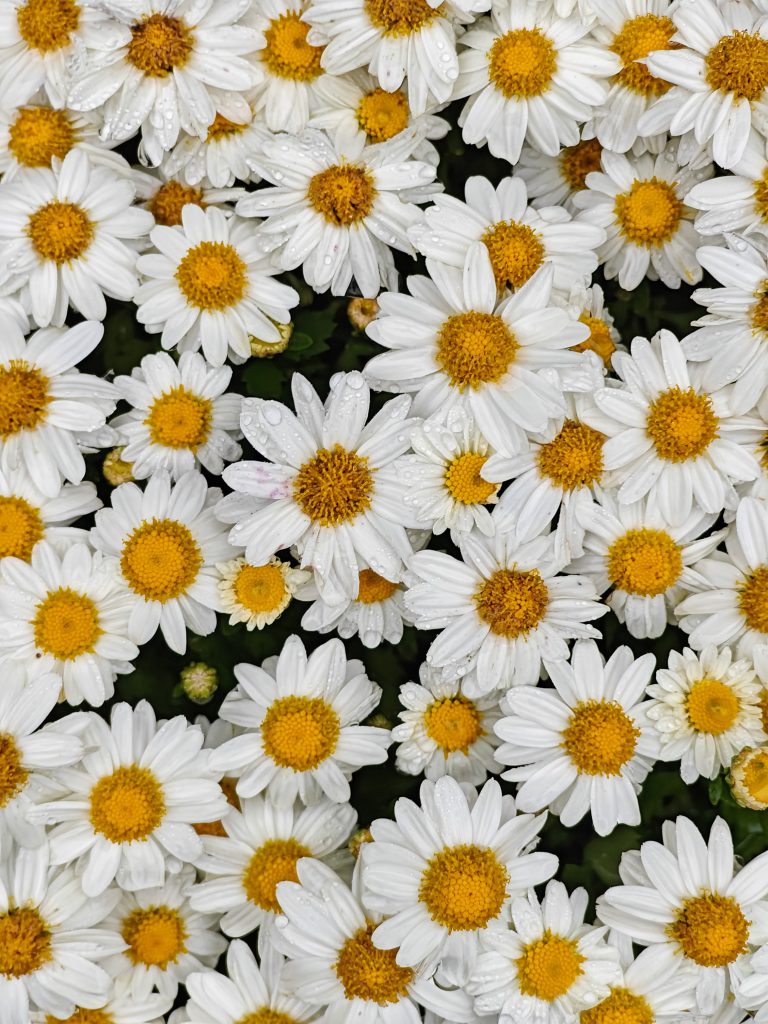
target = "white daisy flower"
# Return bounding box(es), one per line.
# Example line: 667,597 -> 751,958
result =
454,0 -> 619,164
361,776 -> 558,984
578,945 -> 699,1024
685,132 -> 768,240
406,523 -> 607,691
90,470 -> 236,655
597,815 -> 768,1012
219,556 -> 309,632
466,880 -> 622,1023
495,640 -> 659,837
160,108 -> 266,189
557,280 -> 621,370
646,644 -> 767,784
219,371 -> 418,606
32,700 -> 227,895
135,205 -> 299,368
112,351 -> 242,480
0,149 -> 153,327
516,135 -> 604,213
208,635 -> 391,806
238,128 -> 439,299
31,978 -> 173,1024
133,166 -> 245,228
189,792 -> 356,937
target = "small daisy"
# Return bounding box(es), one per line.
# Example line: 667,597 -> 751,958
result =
0,149 -> 153,327
189,793 -> 356,937
578,945 -> 698,1024
495,640 -> 659,836
646,645 -> 767,784
557,280 -> 621,369
31,978 -> 173,1024
516,135 -> 604,213
133,167 -> 245,228
90,470 -> 236,655
728,744 -> 768,812
238,128 -> 438,299
112,351 -> 243,480
362,776 -> 558,984
33,700 -> 227,895
219,556 -> 309,631
161,108 -> 266,188
134,205 -> 299,367
685,132 -> 768,240
208,635 -> 391,806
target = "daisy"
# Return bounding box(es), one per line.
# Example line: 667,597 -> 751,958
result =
160,108 -> 266,188
112,351 -> 243,480
0,149 -> 153,327
237,128 -> 439,299
189,793 -> 356,937
685,132 -> 768,240
364,259 -> 589,457
454,0 -> 619,164
134,205 -> 299,367
219,371 -> 418,605
219,556 -> 309,631
557,280 -> 621,370
597,815 -> 768,1012
405,522 -> 607,691
646,645 -> 766,784
30,978 -> 173,1024
66,0 -> 260,166
90,470 -> 236,655
32,699 -> 227,895
361,776 -> 558,984
208,635 -> 391,806
728,745 -> 768,812
392,663 -> 502,784
133,167 -> 245,228
495,640 -> 659,836
516,135 -> 604,213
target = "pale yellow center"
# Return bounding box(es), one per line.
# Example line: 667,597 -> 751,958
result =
27,201 -> 93,263
120,518 -> 202,602
357,88 -> 409,143
424,696 -> 482,754
516,932 -> 585,1001
488,28 -> 557,99
444,451 -> 496,505
33,587 -> 101,660
686,678 -> 740,735
646,387 -> 718,462
176,241 -> 248,310
563,700 -> 640,775
419,844 -> 509,930
145,386 -> 212,450
234,563 -> 289,614
122,905 -> 187,968
261,696 -> 340,771
89,764 -> 165,843
607,528 -> 682,596
615,179 -> 682,247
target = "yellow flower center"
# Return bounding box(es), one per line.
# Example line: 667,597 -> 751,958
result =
488,28 -> 557,99
127,13 -> 193,76
761,690 -> 768,734
615,178 -> 683,247
364,0 -> 442,37
0,496 -> 44,561
573,315 -> 616,366
145,386 -> 212,450
103,447 -> 134,486
435,312 -> 519,390
120,518 -> 203,603
516,931 -> 585,1001
293,445 -> 373,526
750,286 -> 768,335
444,451 -> 497,505
237,1012 -> 298,1024
45,1010 -> 114,1024
357,568 -> 398,604
581,988 -> 654,1024
0,734 -> 28,809
33,587 -> 101,661
606,528 -> 682,596
645,387 -> 718,462
0,906 -> 52,977
753,169 -> 768,223
563,700 -> 640,775
357,88 -> 409,143
669,894 -> 749,967
261,695 -> 340,771
474,568 -> 549,638
242,837 -> 310,912
16,0 -> 79,53
686,678 -> 740,735
419,844 -> 509,931
559,138 -> 603,191
89,764 -> 166,843
537,420 -> 604,490
206,113 -> 248,141
233,562 -> 289,614
705,31 -> 768,102
739,566 -> 768,635
480,221 -> 545,291
149,181 -> 205,227
741,748 -> 768,806
122,905 -> 187,969
27,201 -> 93,263
424,696 -> 483,754
612,14 -> 677,96
263,11 -> 324,81
175,240 -> 248,311
0,361 -> 50,438
335,922 -> 414,1004
307,165 -> 377,226
8,107 -> 75,168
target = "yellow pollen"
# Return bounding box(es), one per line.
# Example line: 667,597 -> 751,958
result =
761,690 -> 768,734
612,14 -> 677,96
263,11 -> 324,81
669,894 -> 749,967
120,518 -> 203,602
242,837 -> 310,912
563,700 -> 640,775
335,922 -> 414,1004
444,451 -> 497,505
738,566 -> 768,635
740,748 -> 768,806
646,387 -> 718,462
149,181 -> 205,226
573,315 -> 616,366
234,563 -> 289,614
89,764 -> 165,843
293,445 -> 373,526
615,178 -> 683,247
488,28 -> 557,99
516,931 -> 585,1001
261,695 -> 340,771
424,696 -> 483,754
45,1010 -> 114,1024
581,988 -> 654,1024
357,568 -> 398,604
307,165 -> 376,226
206,113 -> 248,141
706,31 -> 768,102
27,201 -> 93,263
364,0 -> 442,37
33,587 -> 101,661
481,221 -> 545,291
0,496 -> 44,561
559,138 -> 603,192
0,361 -> 50,438
8,107 -> 75,168
686,678 -> 740,735
127,13 -> 193,76
752,287 -> 768,335
436,311 -> 519,390
753,169 -> 768,223
0,906 -> 52,977
420,844 -> 509,931
236,1011 -> 298,1024
475,568 -> 549,638
607,528 -> 682,596
537,420 -> 604,490
122,906 -> 187,969
357,88 -> 409,143
16,0 -> 79,53
145,386 -> 212,450
176,240 -> 248,311
0,734 -> 28,809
